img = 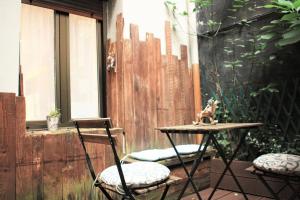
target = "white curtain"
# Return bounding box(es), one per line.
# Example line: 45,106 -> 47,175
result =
21,4 -> 55,121
69,14 -> 99,118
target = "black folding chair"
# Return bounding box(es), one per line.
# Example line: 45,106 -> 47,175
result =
248,154 -> 300,200
73,118 -> 179,200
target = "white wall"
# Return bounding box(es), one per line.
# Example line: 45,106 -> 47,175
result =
0,0 -> 21,94
106,0 -> 123,43
106,0 -> 199,67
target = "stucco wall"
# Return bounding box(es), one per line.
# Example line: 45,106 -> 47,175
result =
106,0 -> 199,67
0,0 -> 21,94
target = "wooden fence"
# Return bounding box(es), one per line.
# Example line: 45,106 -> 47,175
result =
106,14 -> 199,152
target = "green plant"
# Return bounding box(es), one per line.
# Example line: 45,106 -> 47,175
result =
165,0 -> 299,160
48,108 -> 61,118
191,0 -> 214,9
250,83 -> 279,97
260,0 -> 300,46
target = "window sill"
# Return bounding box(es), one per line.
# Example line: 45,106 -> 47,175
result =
26,127 -> 77,136
26,127 -> 124,136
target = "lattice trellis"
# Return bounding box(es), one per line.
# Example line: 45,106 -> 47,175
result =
254,78 -> 300,145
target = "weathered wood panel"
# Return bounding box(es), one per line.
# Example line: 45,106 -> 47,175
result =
106,14 -> 198,152
0,93 -> 16,200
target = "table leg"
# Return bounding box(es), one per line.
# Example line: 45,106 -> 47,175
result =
165,132 -> 203,200
175,133 -> 212,200
208,131 -> 249,200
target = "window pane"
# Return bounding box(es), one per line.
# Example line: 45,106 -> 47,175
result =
20,4 -> 55,121
69,14 -> 99,118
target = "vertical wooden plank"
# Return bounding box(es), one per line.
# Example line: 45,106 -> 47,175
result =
16,165 -> 33,200
16,97 -> 32,164
43,132 -> 65,200
180,45 -> 189,124
130,24 -> 143,151
180,45 -> 196,144
173,55 -> 184,144
154,38 -> 167,147
193,63 -> 203,143
158,55 -> 171,147
43,162 -> 63,200
0,93 -> 16,200
188,68 -> 195,123
193,64 -> 202,114
16,97 -> 33,200
32,135 -> 44,200
138,41 -> 148,150
123,39 -> 134,153
116,13 -> 125,128
106,41 -> 118,127
146,33 -> 157,148
174,55 -> 184,124
165,21 -> 176,129
188,67 -> 197,144
62,160 -> 76,200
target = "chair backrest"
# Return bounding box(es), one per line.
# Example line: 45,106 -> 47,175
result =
73,118 -> 135,199
74,118 -> 113,129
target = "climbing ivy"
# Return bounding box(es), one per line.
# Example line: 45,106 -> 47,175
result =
164,0 -> 300,160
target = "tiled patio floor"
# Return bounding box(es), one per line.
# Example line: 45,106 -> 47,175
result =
182,188 -> 273,200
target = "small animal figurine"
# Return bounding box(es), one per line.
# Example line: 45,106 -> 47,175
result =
193,98 -> 219,125
106,52 -> 116,72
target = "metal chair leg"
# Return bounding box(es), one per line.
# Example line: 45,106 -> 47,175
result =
160,185 -> 170,200
257,174 -> 280,200
95,185 -> 114,200
286,179 -> 300,200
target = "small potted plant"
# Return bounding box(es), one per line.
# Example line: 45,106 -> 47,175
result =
47,108 -> 61,131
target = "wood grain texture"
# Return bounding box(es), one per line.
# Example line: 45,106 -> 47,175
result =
157,123 -> 263,133
106,17 -> 199,151
9,94 -> 123,200
0,93 -> 16,200
10,13 -> 201,200
193,64 -> 203,143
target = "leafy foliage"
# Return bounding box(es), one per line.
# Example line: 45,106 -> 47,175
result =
48,108 -> 61,118
165,0 -> 300,160
190,0 -> 214,9
250,83 -> 279,97
260,0 -> 300,46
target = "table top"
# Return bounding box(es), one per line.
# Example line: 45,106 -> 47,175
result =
156,123 -> 263,133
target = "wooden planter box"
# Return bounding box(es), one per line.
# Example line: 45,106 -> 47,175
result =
210,158 -> 300,199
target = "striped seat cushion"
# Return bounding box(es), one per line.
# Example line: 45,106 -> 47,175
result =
99,162 -> 170,189
253,153 -> 300,176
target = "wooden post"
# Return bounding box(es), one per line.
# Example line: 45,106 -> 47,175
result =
193,64 -> 202,143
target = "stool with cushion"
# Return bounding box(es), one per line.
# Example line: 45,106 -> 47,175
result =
73,118 -> 179,200
252,153 -> 300,200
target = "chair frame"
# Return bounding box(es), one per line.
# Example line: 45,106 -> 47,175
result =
74,118 -> 171,200
252,167 -> 300,200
